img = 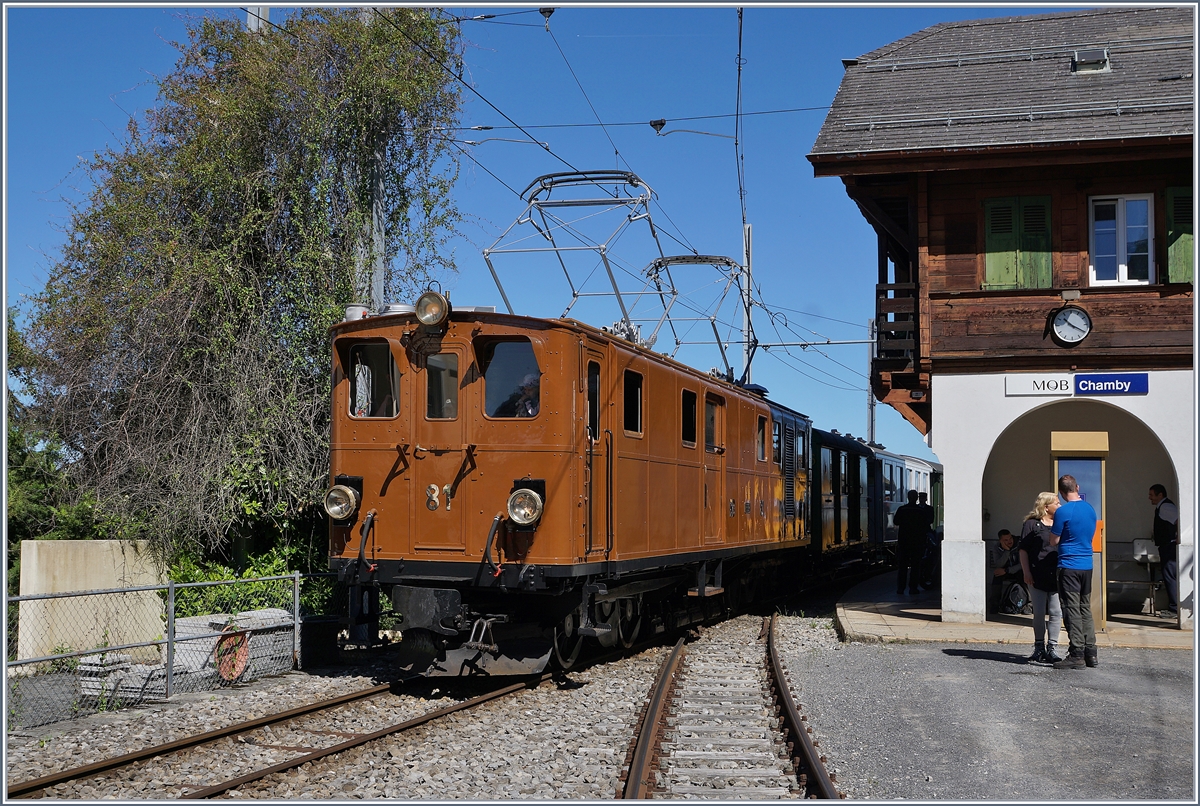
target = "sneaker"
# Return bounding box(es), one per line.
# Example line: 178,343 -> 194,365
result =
1054,653 -> 1086,670
1026,645 -> 1046,663
1043,647 -> 1063,664
1159,608 -> 1179,619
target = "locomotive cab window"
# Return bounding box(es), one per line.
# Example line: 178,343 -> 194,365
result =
426,353 -> 458,420
681,389 -> 697,446
624,370 -> 643,434
772,420 -> 783,467
349,342 -> 398,419
477,338 -> 541,418
756,416 -> 767,462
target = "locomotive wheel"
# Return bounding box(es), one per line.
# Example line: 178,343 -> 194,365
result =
553,611 -> 583,670
616,598 -> 642,649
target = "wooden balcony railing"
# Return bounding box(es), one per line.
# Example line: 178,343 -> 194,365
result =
875,283 -> 917,370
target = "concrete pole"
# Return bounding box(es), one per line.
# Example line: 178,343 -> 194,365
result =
355,8 -> 387,312
246,7 -> 269,33
867,318 -> 877,444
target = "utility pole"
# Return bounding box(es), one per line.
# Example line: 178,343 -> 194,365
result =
246,7 -> 268,33
355,7 -> 387,312
741,223 -> 753,384
867,318 -> 877,444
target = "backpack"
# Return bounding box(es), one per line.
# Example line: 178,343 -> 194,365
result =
1002,582 -> 1032,615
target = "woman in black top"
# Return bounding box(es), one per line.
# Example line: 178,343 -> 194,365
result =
1019,492 -> 1062,663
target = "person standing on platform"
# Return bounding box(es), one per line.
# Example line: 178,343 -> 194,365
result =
1049,475 -> 1098,669
1019,492 -> 1062,663
894,490 -> 931,595
1148,484 -> 1180,619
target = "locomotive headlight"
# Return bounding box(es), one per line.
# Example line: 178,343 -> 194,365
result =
507,488 -> 544,526
323,485 -> 360,520
415,290 -> 451,327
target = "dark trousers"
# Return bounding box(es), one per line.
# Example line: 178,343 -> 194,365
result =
1058,567 -> 1096,655
896,538 -> 922,593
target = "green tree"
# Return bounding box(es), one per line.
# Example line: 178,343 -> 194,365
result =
21,8 -> 463,561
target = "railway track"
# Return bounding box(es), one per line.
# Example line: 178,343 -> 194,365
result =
6,676 -> 546,799
619,614 -> 840,800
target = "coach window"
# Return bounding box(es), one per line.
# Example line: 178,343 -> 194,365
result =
623,370 -> 643,434
681,389 -> 697,446
349,342 -> 398,418
426,353 -> 458,419
756,416 -> 767,462
704,397 -> 720,452
772,420 -> 783,467
587,362 -> 601,440
478,338 -> 541,418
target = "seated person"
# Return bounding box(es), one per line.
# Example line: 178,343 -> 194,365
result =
495,374 -> 541,418
990,529 -> 1022,611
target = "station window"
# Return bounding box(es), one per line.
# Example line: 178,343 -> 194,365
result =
478,338 -> 540,418
349,342 -> 398,419
1089,194 -> 1154,285
426,353 -> 458,419
624,370 -> 643,434
756,416 -> 767,461
681,389 -> 697,445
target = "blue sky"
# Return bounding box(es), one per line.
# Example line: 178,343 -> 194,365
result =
4,3 -> 1073,461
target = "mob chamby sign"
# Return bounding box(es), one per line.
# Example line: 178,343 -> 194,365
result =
1005,373 -> 1149,397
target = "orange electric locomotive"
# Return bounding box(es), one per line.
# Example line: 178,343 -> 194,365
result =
322,289 -> 857,676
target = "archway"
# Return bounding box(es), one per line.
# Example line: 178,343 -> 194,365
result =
982,399 -> 1179,618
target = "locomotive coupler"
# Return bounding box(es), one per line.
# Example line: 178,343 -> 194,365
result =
463,615 -> 509,653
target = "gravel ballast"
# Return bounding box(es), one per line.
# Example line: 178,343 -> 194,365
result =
6,617 -> 1193,800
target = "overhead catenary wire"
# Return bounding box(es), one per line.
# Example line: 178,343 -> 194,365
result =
542,16 -> 699,255
369,7 -> 585,175
241,7 -> 869,393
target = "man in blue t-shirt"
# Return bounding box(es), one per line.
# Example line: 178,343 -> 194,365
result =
1049,474 -> 1098,669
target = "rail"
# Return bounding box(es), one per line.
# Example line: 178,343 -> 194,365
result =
768,613 -> 841,799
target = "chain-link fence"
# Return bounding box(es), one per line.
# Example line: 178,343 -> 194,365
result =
6,573 -> 346,729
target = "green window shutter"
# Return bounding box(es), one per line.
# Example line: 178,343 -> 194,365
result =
1018,196 -> 1052,289
984,197 -> 1018,289
1167,187 -> 1193,284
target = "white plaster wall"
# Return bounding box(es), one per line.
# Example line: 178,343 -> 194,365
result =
931,369 -> 1194,627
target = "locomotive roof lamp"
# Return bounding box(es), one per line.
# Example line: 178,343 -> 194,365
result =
415,285 -> 452,330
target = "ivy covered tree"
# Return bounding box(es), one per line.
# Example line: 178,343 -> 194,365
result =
20,8 -> 463,561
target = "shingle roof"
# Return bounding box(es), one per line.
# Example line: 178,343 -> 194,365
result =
809,6 -> 1194,162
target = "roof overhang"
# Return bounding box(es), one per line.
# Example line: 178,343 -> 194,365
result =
808,134 -> 1193,177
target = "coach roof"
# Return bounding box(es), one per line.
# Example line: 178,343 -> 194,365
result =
808,6 -> 1193,167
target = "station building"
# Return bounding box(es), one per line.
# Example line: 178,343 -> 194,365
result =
808,6 -> 1194,629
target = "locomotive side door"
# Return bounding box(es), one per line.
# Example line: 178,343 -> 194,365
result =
412,346 -> 466,553
584,347 -> 609,557
703,394 -> 726,544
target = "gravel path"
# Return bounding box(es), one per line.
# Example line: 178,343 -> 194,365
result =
775,618 -> 1195,801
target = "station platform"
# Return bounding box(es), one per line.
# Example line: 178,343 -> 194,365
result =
836,572 -> 1194,650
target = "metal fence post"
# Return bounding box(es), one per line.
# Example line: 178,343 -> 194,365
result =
166,581 -> 175,700
293,572 -> 301,669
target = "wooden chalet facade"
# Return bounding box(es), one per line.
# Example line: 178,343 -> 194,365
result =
809,6 -> 1194,626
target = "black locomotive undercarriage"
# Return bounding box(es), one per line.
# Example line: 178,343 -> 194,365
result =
332,542 -> 834,677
